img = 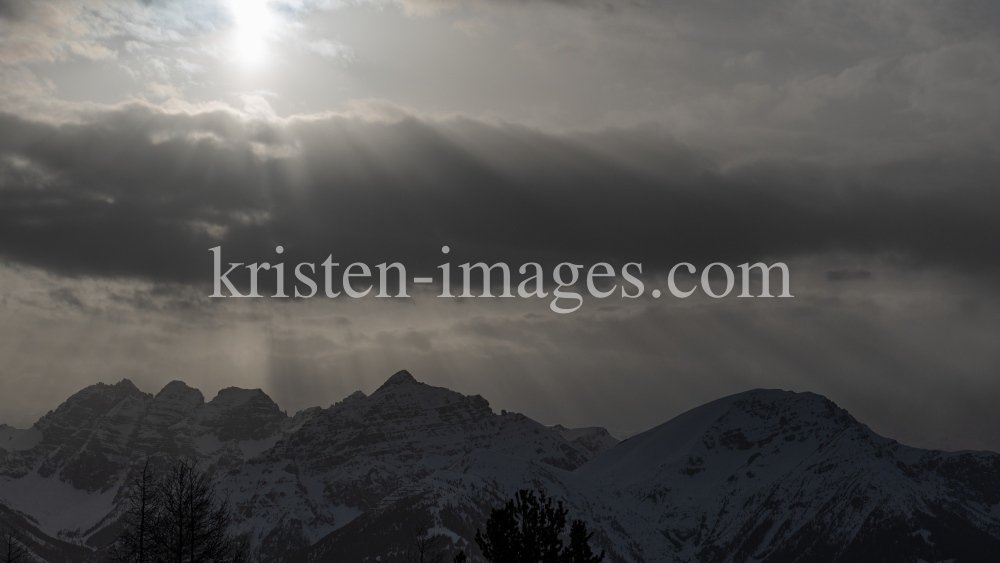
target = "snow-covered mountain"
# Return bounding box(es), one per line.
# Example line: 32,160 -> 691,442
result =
293,387 -> 1000,563
573,390 -> 1000,562
0,378 -> 314,557
1,372 -> 998,563
220,371 -> 599,561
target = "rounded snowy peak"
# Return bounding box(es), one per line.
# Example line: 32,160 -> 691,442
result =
577,388 -> 858,480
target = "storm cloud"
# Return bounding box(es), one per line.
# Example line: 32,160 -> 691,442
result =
0,104 -> 997,291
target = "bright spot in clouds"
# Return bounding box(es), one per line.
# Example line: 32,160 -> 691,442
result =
228,0 -> 277,67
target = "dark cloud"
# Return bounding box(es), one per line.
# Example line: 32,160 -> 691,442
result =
0,105 -> 997,294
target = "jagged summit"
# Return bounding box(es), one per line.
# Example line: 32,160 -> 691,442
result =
156,379 -> 203,396
144,380 -> 205,429
114,378 -> 141,392
53,377 -> 146,405
333,390 -> 367,408
209,387 -> 272,407
375,369 -> 419,392
32,379 -> 150,434
153,380 -> 205,410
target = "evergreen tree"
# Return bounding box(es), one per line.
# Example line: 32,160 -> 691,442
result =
474,490 -> 567,563
562,520 -> 604,563
474,490 -> 604,563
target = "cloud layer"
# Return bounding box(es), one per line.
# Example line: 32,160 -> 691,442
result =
0,102 -> 997,289
0,0 -> 998,453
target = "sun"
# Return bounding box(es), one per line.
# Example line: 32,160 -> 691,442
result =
228,0 -> 277,67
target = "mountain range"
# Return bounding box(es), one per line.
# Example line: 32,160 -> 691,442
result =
1,370 -> 998,562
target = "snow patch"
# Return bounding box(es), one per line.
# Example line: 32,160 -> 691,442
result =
0,472 -> 120,537
0,426 -> 41,452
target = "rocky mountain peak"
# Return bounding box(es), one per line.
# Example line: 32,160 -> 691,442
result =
113,379 -> 141,394
33,379 -> 149,434
374,369 -> 418,392
332,390 -> 367,408
143,380 -> 205,428
192,387 -> 286,443
156,380 -> 204,402
209,387 -> 271,408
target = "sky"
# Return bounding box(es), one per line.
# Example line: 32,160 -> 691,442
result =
0,0 -> 998,450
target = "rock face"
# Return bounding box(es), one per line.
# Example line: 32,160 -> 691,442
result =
1,374 -> 999,563
551,424 -> 620,457
11,380 -> 151,490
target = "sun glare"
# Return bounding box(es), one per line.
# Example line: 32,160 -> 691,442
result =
228,0 -> 276,67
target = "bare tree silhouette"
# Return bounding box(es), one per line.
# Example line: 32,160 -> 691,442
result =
0,527 -> 28,563
110,460 -> 250,563
110,459 -> 161,563
155,460 -> 250,563
406,519 -> 445,563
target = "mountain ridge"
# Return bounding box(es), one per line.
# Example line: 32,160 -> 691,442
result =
1,373 -> 998,563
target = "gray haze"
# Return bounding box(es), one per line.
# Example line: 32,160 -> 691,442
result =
0,0 -> 998,451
